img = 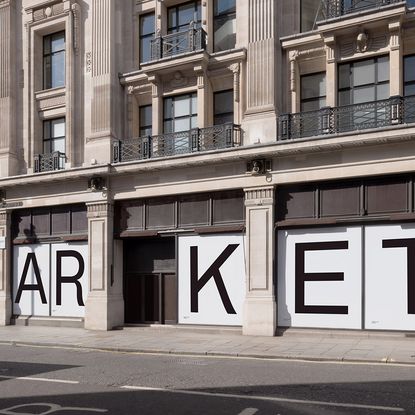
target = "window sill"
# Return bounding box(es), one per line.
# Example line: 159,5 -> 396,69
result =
35,87 -> 66,113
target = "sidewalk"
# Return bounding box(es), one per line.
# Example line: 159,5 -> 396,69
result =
0,325 -> 415,365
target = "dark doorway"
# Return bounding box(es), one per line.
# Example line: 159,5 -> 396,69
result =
124,238 -> 177,324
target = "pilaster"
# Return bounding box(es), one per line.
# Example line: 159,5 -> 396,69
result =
85,201 -> 124,330
243,186 -> 276,336
0,210 -> 11,326
389,20 -> 402,97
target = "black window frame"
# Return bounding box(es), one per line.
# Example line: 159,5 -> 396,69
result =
214,89 -> 234,125
300,71 -> 327,112
43,31 -> 66,90
163,93 -> 198,133
43,117 -> 66,154
404,54 -> 415,97
338,55 -> 390,106
213,0 -> 236,52
139,104 -> 153,137
139,12 -> 155,64
167,0 -> 202,33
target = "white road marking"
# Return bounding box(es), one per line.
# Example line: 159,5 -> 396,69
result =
0,403 -> 107,414
0,375 -> 79,384
238,409 -> 258,415
120,385 -> 404,412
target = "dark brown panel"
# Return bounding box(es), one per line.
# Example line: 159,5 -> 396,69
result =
320,184 -> 360,217
277,187 -> 315,220
146,198 -> 175,229
51,207 -> 69,235
32,209 -> 50,236
14,210 -> 32,238
212,191 -> 244,225
163,273 -> 177,324
367,180 -> 408,215
71,206 -> 88,234
179,194 -> 209,227
123,202 -> 144,231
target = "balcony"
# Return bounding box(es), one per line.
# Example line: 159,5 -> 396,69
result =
322,0 -> 403,19
34,151 -> 66,173
113,123 -> 240,163
278,95 -> 415,141
150,26 -> 207,61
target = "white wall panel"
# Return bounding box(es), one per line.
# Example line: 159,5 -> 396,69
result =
178,234 -> 246,325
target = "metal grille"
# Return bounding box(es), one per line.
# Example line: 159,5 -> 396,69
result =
323,0 -> 402,19
278,97 -> 411,141
34,152 -> 66,173
113,124 -> 240,163
151,27 -> 206,60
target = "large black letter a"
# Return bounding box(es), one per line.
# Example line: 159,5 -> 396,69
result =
15,253 -> 47,304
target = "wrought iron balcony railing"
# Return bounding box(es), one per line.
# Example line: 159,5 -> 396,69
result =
322,0 -> 403,19
278,96 -> 415,141
34,151 -> 66,173
113,123 -> 240,163
150,26 -> 207,61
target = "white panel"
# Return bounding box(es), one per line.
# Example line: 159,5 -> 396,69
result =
365,224 -> 415,330
51,242 -> 89,317
13,245 -> 50,316
178,234 -> 246,326
278,227 -> 362,329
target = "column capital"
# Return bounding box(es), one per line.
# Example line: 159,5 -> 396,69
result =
244,186 -> 275,207
86,202 -> 114,218
0,210 -> 10,227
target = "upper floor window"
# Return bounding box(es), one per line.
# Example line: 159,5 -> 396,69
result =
214,90 -> 233,124
409,0 -> 415,7
168,1 -> 201,33
43,118 -> 65,154
338,56 -> 389,106
214,0 -> 236,52
43,32 -> 65,89
140,13 -> 155,64
140,105 -> 153,136
404,55 -> 415,97
301,0 -> 323,32
164,93 -> 197,133
301,73 -> 326,111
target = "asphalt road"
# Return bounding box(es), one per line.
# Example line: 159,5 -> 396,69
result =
0,343 -> 414,414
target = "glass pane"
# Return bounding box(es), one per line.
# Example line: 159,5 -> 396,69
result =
301,0 -> 321,32
404,56 -> 415,83
140,37 -> 152,63
338,64 -> 350,90
408,0 -> 415,6
353,85 -> 375,104
51,32 -> 65,53
214,16 -> 236,51
168,8 -> 176,29
164,120 -> 173,133
191,94 -> 197,114
215,0 -> 236,15
178,3 -> 195,27
215,90 -> 233,115
339,90 -> 351,106
352,59 -> 375,86
196,2 -> 201,21
52,119 -> 65,138
43,56 -> 51,89
191,115 -> 198,129
377,56 -> 389,83
140,126 -> 152,137
51,137 -> 65,153
405,84 -> 415,97
140,13 -> 155,36
301,98 -> 326,112
140,105 -> 152,126
43,121 -> 51,140
43,36 -> 51,55
174,118 -> 190,132
51,51 -> 65,88
173,96 -> 191,117
301,73 -> 326,100
164,98 -> 172,119
43,139 -> 51,153
376,83 -> 389,100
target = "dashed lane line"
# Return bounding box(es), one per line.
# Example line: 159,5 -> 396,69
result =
120,385 -> 404,412
0,375 -> 79,384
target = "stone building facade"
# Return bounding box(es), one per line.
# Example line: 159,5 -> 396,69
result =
1,0 -> 415,335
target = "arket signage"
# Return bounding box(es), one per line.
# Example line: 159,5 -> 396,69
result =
13,243 -> 88,318
278,225 -> 415,330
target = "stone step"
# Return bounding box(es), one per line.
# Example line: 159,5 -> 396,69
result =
11,315 -> 84,329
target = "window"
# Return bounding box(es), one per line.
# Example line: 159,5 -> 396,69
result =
338,56 -> 389,105
301,73 -> 326,111
214,90 -> 233,124
404,55 -> 415,97
139,105 -> 152,136
214,0 -> 236,52
43,32 -> 65,89
43,118 -> 65,154
168,1 -> 201,33
164,93 -> 197,133
301,0 -> 323,32
408,0 -> 415,7
139,13 -> 155,64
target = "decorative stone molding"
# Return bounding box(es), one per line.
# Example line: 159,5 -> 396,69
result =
194,65 -> 207,90
87,202 -> 113,219
0,211 -> 8,227
71,2 -> 81,55
229,63 -> 240,102
37,95 -> 66,110
31,1 -> 65,22
147,75 -> 160,98
85,52 -> 92,72
245,186 -> 274,207
340,33 -> 388,57
389,21 -> 401,51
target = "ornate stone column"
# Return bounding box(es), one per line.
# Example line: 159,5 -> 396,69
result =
243,186 -> 276,336
85,202 -> 124,330
0,210 -> 11,326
